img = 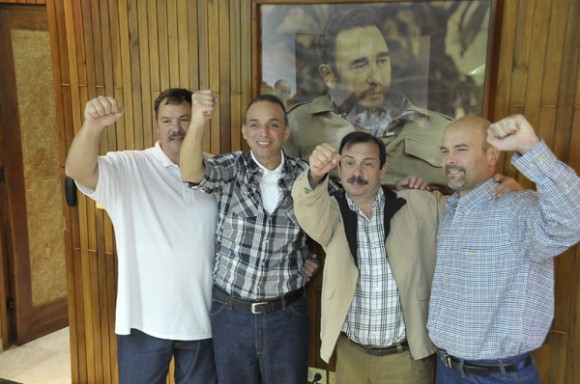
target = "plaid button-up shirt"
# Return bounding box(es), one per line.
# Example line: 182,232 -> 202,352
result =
341,189 -> 406,347
191,151 -> 310,300
428,140 -> 580,359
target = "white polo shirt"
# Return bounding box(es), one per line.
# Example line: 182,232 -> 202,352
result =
77,141 -> 217,340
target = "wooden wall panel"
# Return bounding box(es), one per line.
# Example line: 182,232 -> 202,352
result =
43,0 -> 579,382
1,0 -> 46,4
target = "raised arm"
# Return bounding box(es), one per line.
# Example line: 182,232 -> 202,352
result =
65,96 -> 124,190
490,114 -> 580,252
180,90 -> 218,183
487,114 -> 540,153
307,143 -> 341,188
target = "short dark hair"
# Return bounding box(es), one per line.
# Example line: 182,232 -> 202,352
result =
339,131 -> 387,167
318,7 -> 384,72
154,88 -> 193,119
245,94 -> 288,125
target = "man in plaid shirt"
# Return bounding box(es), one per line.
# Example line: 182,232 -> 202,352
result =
180,90 -> 311,384
428,115 -> 580,384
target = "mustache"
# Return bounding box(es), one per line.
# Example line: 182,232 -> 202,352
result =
333,86 -> 390,114
358,86 -> 389,101
445,165 -> 465,173
347,175 -> 369,185
169,132 -> 185,141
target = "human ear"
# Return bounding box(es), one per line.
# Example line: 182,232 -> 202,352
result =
319,64 -> 336,88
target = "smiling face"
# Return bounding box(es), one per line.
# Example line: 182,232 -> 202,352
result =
156,100 -> 192,164
322,25 -> 392,110
440,116 -> 499,196
241,100 -> 290,170
338,140 -> 387,203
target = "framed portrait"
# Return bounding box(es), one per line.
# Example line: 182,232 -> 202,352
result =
253,0 -> 500,119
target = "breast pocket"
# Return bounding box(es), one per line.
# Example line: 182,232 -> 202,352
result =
404,135 -> 442,167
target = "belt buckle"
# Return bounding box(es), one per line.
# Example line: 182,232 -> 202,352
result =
251,301 -> 269,314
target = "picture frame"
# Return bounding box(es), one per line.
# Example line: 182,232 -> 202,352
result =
252,0 -> 500,119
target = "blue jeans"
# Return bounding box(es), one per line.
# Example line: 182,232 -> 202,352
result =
117,328 -> 217,384
210,294 -> 309,384
436,353 -> 540,384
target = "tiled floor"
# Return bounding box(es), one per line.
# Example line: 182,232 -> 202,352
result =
0,327 -> 71,384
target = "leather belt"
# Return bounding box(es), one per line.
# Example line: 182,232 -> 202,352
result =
346,334 -> 409,356
212,286 -> 304,314
437,350 -> 533,377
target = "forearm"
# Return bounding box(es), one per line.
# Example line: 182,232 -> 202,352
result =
515,141 -> 580,247
180,123 -> 206,183
292,171 -> 335,246
65,122 -> 105,190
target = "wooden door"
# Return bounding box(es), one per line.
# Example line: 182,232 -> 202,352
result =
0,4 -> 67,347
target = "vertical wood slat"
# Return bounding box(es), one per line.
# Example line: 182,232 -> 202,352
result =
147,0 -> 160,95
98,0 -> 117,158
187,1 -> 199,91
166,0 -> 179,88
196,0 -> 211,152
218,0 -> 231,152
117,0 -> 134,152
522,0 -> 551,128
207,1 -> 221,154
176,0 -> 188,87
137,0 -> 153,148
229,0 -> 242,151
156,0 -> 170,91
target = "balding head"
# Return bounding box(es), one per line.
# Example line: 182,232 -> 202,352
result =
445,115 -> 491,150
441,115 -> 500,196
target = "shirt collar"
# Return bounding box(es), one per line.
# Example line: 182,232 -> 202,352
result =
153,141 -> 177,168
250,150 -> 284,177
447,177 -> 498,211
345,188 -> 385,219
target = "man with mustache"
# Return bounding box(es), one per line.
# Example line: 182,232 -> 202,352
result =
292,131 -> 447,383
65,89 -> 218,383
285,6 -> 452,189
428,115 -> 580,383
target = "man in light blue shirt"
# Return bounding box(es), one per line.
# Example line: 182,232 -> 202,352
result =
428,114 -> 580,383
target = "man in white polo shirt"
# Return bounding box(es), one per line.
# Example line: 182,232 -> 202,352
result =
65,89 -> 217,383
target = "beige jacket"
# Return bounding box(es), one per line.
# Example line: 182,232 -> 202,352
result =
292,171 -> 447,363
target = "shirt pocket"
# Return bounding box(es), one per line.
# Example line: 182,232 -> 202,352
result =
404,135 -> 443,167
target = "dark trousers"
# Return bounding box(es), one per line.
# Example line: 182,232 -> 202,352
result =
210,295 -> 309,384
117,328 -> 217,384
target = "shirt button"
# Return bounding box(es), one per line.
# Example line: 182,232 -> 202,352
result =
470,251 -> 476,257
563,183 -> 570,189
